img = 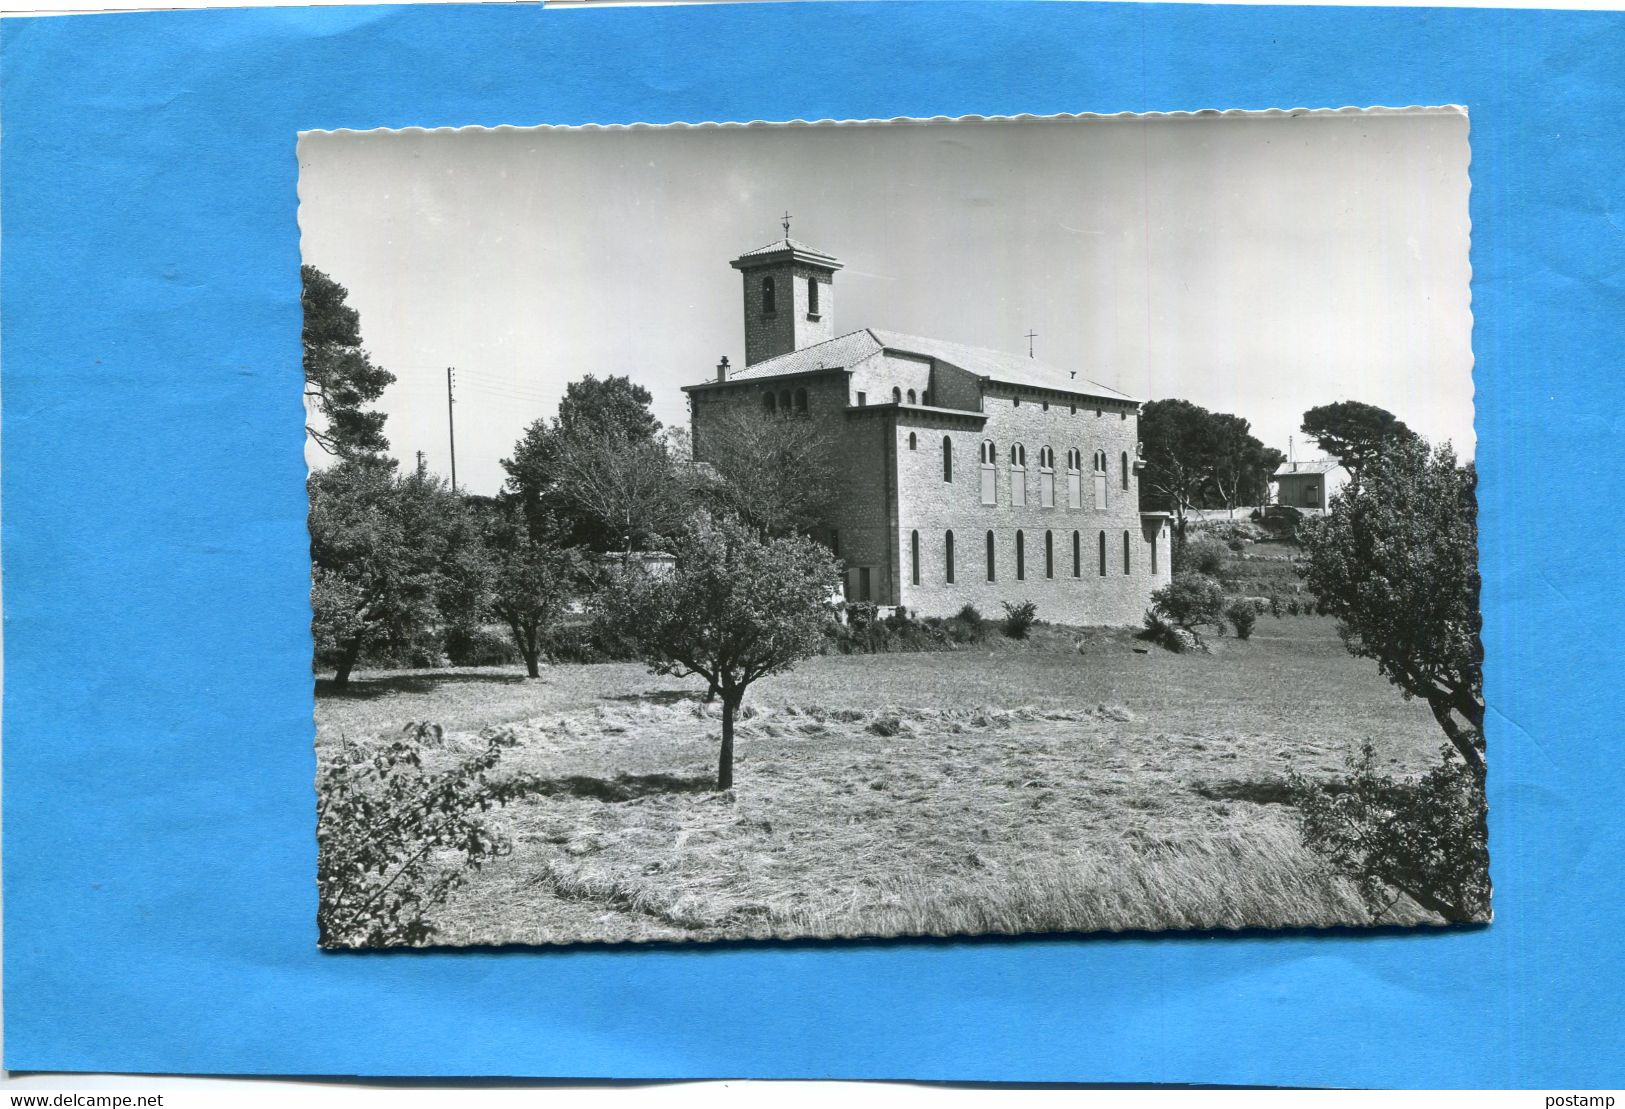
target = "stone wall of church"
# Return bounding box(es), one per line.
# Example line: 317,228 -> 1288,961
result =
891,391 -> 1168,626
739,263 -> 835,366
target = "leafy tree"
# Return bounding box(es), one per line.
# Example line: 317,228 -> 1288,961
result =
482,505 -> 583,678
302,266 -> 396,460
697,406 -> 841,538
501,374 -> 670,549
1291,742 -> 1489,924
318,725 -> 543,947
597,513 -> 841,790
1139,399 -> 1225,540
309,460 -> 475,688
1301,400 -> 1418,491
1208,413 -> 1282,514
1300,439 -> 1483,772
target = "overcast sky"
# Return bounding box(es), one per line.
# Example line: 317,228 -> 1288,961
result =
298,109 -> 1473,495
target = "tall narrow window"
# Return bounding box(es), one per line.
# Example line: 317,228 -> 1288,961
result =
1123,530 -> 1131,574
906,389 -> 917,404
892,387 -> 902,404
1016,530 -> 1026,580
1067,448 -> 1082,510
1038,446 -> 1056,509
761,276 -> 776,314
1044,531 -> 1054,578
1072,530 -> 1081,577
908,432 -> 917,451
1121,450 -> 1130,491
1150,529 -> 1158,575
1098,530 -> 1107,576
1093,449 -> 1108,511
986,531 -> 996,581
945,530 -> 956,583
911,530 -> 921,586
943,437 -> 953,483
1010,443 -> 1027,507
980,440 -> 997,505
807,276 -> 819,315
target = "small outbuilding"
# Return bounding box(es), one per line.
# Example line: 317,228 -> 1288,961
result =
1270,458 -> 1348,514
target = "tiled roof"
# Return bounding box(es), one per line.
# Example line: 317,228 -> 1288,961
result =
732,237 -> 842,264
868,329 -> 1139,403
717,327 -> 1137,403
1273,459 -> 1342,476
722,330 -> 885,381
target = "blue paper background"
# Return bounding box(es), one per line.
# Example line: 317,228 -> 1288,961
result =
4,0 -> 1623,1087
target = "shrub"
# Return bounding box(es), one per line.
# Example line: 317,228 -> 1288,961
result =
845,601 -> 880,630
317,725 -> 541,947
1000,600 -> 1039,639
1287,598 -> 1301,616
1226,599 -> 1258,640
1141,609 -> 1187,653
1227,537 -> 1247,553
1149,573 -> 1226,649
1177,535 -> 1228,576
955,603 -> 986,633
1268,594 -> 1284,619
443,624 -> 520,667
1290,743 -> 1489,924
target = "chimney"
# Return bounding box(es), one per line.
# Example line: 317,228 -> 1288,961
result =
716,355 -> 730,383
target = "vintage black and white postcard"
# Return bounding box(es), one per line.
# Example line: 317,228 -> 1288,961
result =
303,109 -> 1483,948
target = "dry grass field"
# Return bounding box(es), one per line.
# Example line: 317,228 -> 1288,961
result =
315,616 -> 1446,944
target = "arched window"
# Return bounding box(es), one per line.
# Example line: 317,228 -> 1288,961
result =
1123,530 -> 1132,575
1072,530 -> 1081,577
1093,449 -> 1107,472
979,440 -> 997,505
892,386 -> 903,404
981,440 -> 997,464
764,392 -> 777,414
1010,443 -> 1027,507
1121,451 -> 1130,490
1038,446 -> 1056,508
1066,449 -> 1083,510
945,530 -> 956,583
1092,449 -> 1108,511
1044,530 -> 1054,578
1016,530 -> 1026,580
911,530 -> 921,586
761,276 -> 777,314
943,436 -> 953,483
986,531 -> 996,581
906,389 -> 917,405
794,387 -> 808,414
908,431 -> 917,451
1098,530 -> 1107,576
807,276 -> 819,315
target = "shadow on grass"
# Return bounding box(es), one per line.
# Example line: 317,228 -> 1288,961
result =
315,671 -> 532,700
1191,777 -> 1350,805
604,689 -> 705,706
529,771 -> 715,803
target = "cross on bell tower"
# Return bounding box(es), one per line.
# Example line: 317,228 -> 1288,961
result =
781,210 -> 793,237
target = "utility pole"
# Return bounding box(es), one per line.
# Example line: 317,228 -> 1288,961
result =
446,367 -> 458,494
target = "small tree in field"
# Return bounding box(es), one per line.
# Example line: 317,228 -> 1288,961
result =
1149,573 -> 1226,650
483,505 -> 583,678
1300,439 -> 1482,772
598,513 -> 840,790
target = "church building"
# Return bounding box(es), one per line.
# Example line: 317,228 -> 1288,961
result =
682,229 -> 1172,626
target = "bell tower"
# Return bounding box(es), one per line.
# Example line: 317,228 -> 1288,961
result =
730,214 -> 842,366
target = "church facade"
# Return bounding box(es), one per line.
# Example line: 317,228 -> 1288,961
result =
682,233 -> 1171,626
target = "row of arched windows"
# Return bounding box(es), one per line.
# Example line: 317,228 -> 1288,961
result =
762,387 -> 810,416
967,438 -> 1132,509
908,528 -> 1139,584
890,386 -> 931,406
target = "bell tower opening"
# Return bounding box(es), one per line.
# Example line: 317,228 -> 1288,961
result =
730,219 -> 841,366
